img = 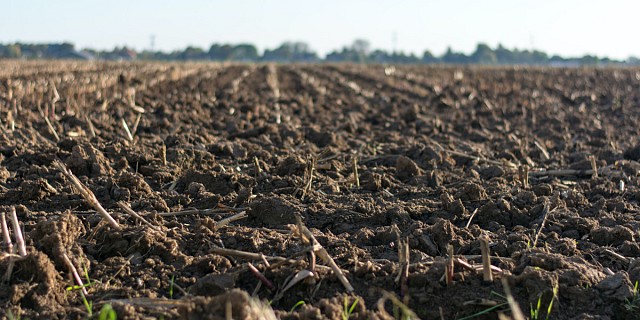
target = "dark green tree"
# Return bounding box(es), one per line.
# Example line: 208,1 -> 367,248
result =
262,42 -> 317,62
422,50 -> 439,63
230,44 -> 258,61
441,47 -> 469,64
471,43 -> 497,64
179,46 -> 206,60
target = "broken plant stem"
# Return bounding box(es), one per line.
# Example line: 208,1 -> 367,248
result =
260,254 -> 271,268
518,165 -> 529,188
395,236 -> 409,297
1,211 -> 13,254
51,83 -> 60,117
9,207 -> 26,257
43,114 -> 60,142
1,207 -> 17,283
532,202 -> 550,248
352,156 -> 360,188
121,118 -> 134,141
62,253 -> 88,296
54,161 -> 121,230
533,140 -> 550,161
172,281 -> 190,297
480,237 -> 493,282
308,249 -> 316,274
211,247 -> 288,263
463,255 -> 515,263
446,245 -> 454,285
0,118 -> 8,136
529,169 -> 595,177
377,291 -> 420,320
465,208 -> 478,228
454,258 -> 475,272
266,244 -> 323,271
590,155 -> 598,179
300,159 -> 316,200
160,143 -> 167,166
501,277 -> 526,320
84,115 -> 96,138
602,248 -> 630,267
225,300 -> 232,320
0,252 -> 22,260
247,263 -> 275,290
3,247 -> 16,282
298,219 -> 354,292
214,211 -> 247,231
253,156 -> 262,178
445,149 -> 516,168
278,270 -> 315,299
38,103 -> 59,141
156,207 -> 246,217
131,113 -> 142,136
116,202 -> 160,231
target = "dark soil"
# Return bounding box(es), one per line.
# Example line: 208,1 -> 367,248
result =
1,61 -> 640,319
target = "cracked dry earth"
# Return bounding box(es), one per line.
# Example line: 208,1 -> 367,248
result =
1,61 -> 640,319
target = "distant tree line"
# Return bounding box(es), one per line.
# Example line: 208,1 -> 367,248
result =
0,40 -> 637,66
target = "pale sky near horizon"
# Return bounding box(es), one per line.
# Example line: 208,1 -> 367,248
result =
1,0 -> 637,59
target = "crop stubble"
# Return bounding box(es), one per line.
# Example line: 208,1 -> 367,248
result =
0,61 -> 640,319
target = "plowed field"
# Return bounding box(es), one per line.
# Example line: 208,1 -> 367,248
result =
1,61 -> 640,319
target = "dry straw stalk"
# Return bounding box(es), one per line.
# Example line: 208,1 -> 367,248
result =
54,161 -> 121,230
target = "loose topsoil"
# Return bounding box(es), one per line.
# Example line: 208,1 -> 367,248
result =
1,61 -> 640,319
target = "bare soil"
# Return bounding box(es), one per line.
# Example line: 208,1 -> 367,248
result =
1,61 -> 640,319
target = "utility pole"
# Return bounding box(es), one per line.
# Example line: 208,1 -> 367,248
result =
150,34 -> 156,52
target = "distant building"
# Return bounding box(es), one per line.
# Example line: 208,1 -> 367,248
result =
55,50 -> 95,60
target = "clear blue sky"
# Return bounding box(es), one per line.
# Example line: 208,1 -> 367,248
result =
2,0 -> 638,59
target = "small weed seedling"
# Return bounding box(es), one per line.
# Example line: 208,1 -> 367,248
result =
530,285 -> 558,320
290,300 -> 305,312
530,295 -> 543,320
64,261 -> 100,318
66,262 -> 94,291
458,291 -> 508,320
625,281 -> 640,312
98,304 -> 117,320
82,262 -> 92,287
80,291 -> 93,317
6,310 -> 21,320
342,297 -> 359,320
169,274 -> 175,299
380,291 -> 417,320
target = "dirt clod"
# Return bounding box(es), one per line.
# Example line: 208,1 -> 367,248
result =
395,155 -> 422,180
248,196 -> 301,227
